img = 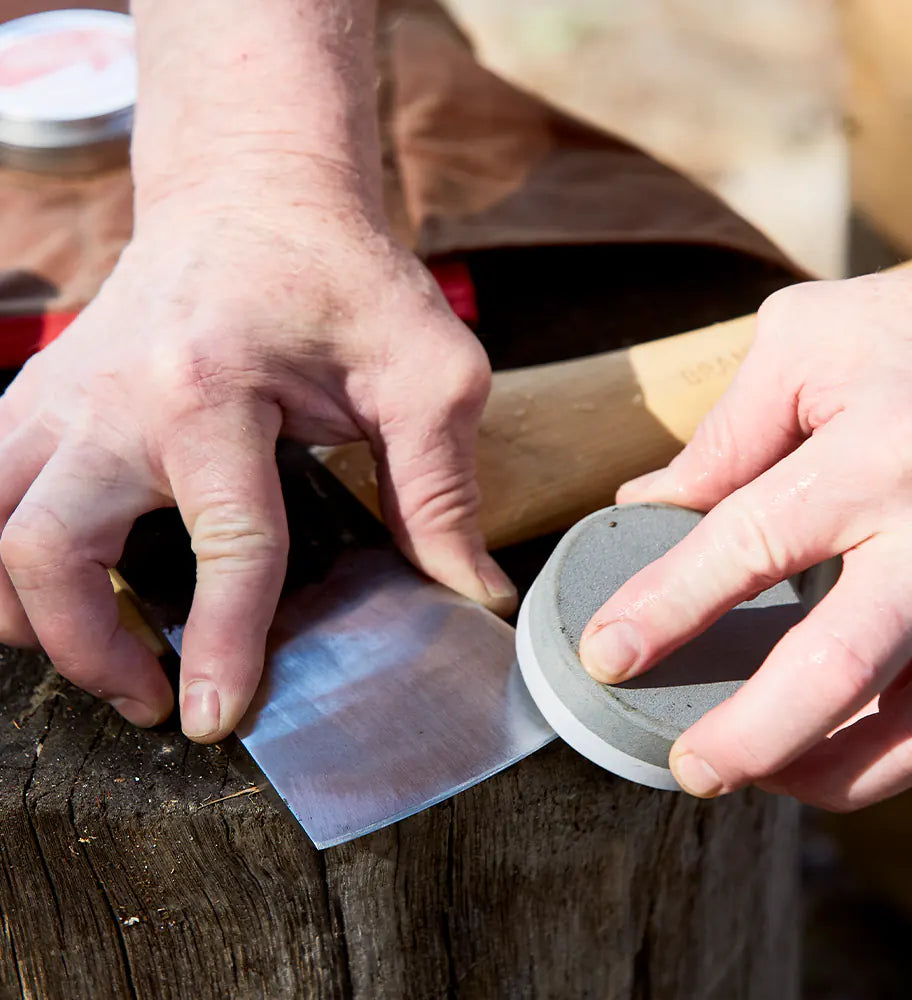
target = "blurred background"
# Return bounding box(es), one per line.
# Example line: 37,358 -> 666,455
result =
447,0 -> 847,278
443,2 -> 910,998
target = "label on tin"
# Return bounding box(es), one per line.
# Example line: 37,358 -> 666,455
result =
0,10 -> 135,123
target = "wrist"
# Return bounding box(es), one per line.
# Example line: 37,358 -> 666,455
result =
130,0 -> 382,220
133,146 -> 383,230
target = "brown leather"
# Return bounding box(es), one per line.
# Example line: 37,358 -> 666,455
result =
0,0 -> 802,319
380,2 -> 798,269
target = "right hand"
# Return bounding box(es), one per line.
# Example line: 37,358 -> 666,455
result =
579,270 -> 912,812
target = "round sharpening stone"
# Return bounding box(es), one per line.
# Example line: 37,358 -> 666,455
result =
0,9 -> 136,173
516,503 -> 806,790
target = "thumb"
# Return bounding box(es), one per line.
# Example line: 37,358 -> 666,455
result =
373,344 -> 517,616
619,293 -> 806,511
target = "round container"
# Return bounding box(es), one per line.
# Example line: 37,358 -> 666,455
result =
516,504 -> 806,789
0,9 -> 135,173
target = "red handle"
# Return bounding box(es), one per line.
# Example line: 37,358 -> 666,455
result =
0,311 -> 78,368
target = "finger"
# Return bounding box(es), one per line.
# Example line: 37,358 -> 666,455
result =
580,419 -> 872,685
0,424 -> 57,645
756,687 -> 912,812
669,535 -> 912,798
374,344 -> 516,616
618,288 -> 806,509
0,441 -> 173,726
164,401 -> 288,743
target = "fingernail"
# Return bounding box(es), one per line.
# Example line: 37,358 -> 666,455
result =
671,751 -> 724,798
181,680 -> 221,739
618,468 -> 668,501
109,696 -> 165,729
476,557 -> 518,604
579,621 -> 641,683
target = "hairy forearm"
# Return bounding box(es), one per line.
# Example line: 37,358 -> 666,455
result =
130,0 -> 381,216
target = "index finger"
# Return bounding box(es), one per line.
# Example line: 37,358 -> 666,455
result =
579,421 -> 878,685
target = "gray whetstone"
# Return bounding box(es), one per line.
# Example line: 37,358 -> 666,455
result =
524,503 -> 806,770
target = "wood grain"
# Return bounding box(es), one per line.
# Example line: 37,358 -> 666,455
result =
0,646 -> 799,1000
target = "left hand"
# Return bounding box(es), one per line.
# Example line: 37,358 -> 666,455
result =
0,197 -> 511,742
578,269 -> 912,811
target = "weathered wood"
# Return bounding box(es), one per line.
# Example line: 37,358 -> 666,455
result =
0,645 -> 799,1000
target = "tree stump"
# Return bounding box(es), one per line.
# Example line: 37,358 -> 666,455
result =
0,643 -> 799,1000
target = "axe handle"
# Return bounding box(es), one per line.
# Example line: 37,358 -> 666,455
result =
317,311 -> 757,549
321,258 -> 912,549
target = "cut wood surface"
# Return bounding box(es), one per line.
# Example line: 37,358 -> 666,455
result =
0,646 -> 800,1000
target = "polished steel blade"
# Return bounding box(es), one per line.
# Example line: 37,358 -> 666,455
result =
164,548 -> 554,849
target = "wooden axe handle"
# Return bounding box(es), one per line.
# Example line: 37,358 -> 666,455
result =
317,311 -> 757,549
321,259 -> 912,549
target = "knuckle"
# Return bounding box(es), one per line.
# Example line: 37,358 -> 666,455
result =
757,281 -> 816,324
755,281 -> 828,348
712,497 -> 788,589
687,407 -> 741,473
191,506 -> 288,570
0,507 -> 71,579
719,730 -> 775,784
395,464 -> 481,532
754,286 -> 794,335
50,654 -> 121,702
155,331 -> 257,412
437,342 -> 491,417
383,338 -> 490,444
815,629 -> 880,699
51,659 -> 99,694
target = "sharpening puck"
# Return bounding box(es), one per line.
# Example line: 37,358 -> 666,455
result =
516,503 -> 806,790
0,9 -> 136,173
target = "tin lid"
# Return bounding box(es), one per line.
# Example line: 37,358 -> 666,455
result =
0,9 -> 135,159
516,504 -> 806,789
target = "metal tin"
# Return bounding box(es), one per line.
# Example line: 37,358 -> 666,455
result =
0,9 -> 135,174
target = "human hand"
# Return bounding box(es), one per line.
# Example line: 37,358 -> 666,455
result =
578,269 -> 912,811
0,196 -> 514,742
